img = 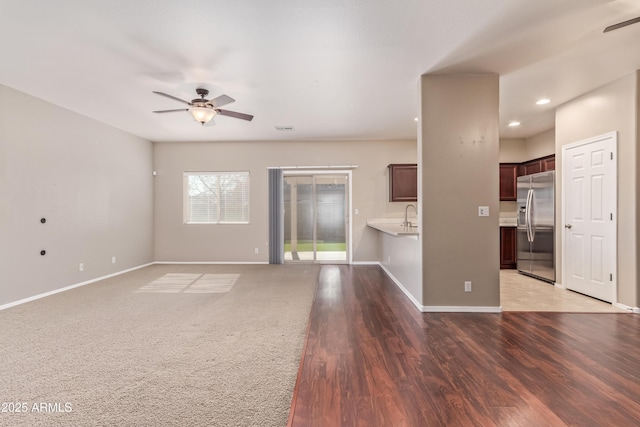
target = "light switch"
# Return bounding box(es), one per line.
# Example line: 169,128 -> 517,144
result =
478,206 -> 489,217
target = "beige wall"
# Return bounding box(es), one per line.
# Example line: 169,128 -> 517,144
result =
500,129 -> 555,165
419,74 -> 500,309
0,84 -> 154,307
153,139 -> 417,263
500,130 -> 555,165
526,128 -> 555,159
555,72 -> 638,308
499,138 -> 526,163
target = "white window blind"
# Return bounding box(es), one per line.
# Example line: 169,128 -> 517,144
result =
184,172 -> 250,224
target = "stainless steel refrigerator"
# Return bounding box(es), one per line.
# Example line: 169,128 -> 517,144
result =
517,171 -> 555,282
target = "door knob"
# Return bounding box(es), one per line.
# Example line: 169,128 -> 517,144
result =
564,224 -> 572,229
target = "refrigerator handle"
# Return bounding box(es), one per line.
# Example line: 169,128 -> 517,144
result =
526,189 -> 534,242
529,188 -> 535,241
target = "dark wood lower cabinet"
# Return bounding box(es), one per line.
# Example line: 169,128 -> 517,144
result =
500,226 -> 517,269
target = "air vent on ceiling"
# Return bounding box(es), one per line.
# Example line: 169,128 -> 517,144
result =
275,126 -> 294,131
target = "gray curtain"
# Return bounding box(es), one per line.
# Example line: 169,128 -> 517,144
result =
268,168 -> 284,264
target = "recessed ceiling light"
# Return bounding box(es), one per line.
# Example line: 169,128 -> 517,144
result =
508,121 -> 521,127
414,117 -> 419,122
536,98 -> 550,105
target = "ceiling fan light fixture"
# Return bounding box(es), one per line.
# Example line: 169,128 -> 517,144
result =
189,106 -> 217,125
153,89 -> 251,124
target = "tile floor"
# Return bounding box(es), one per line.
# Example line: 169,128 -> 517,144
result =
500,269 -> 628,312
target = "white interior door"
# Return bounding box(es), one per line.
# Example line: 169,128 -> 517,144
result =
562,132 -> 617,302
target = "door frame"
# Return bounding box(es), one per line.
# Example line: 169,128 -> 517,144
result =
561,131 -> 617,303
282,169 -> 353,264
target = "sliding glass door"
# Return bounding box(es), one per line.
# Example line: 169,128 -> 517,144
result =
283,173 -> 348,263
284,175 -> 314,261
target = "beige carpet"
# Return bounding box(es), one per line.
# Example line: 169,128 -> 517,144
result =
0,263 -> 319,426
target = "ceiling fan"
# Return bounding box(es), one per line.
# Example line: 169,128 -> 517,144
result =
152,88 -> 254,125
604,16 -> 640,33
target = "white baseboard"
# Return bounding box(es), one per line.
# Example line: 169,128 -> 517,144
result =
634,307 -> 640,314
378,263 -> 502,313
613,302 -> 636,312
378,263 -> 423,311
421,306 -> 502,313
156,260 -> 376,266
0,262 -> 154,312
153,261 -> 269,265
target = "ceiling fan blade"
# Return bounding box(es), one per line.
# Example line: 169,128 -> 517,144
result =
216,109 -> 254,121
208,94 -> 235,108
153,108 -> 189,113
152,91 -> 191,105
604,16 -> 640,33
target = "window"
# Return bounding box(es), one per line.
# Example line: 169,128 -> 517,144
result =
184,172 -> 250,224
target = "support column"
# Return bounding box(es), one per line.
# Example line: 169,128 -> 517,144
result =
419,74 -> 500,311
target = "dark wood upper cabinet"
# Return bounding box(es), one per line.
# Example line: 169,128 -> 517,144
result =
499,163 -> 518,201
542,155 -> 555,171
523,159 -> 542,175
516,154 -> 555,177
388,164 -> 417,202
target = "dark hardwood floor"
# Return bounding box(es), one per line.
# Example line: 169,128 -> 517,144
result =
288,265 -> 640,427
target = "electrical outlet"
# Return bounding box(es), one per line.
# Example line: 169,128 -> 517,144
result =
112,256 -> 116,264
478,206 -> 489,217
254,248 -> 259,254
79,263 -> 85,272
354,208 -> 359,215
464,281 -> 472,292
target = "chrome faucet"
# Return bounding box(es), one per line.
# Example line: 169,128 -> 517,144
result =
403,203 -> 417,229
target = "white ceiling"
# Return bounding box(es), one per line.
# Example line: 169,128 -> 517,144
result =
1,0 -> 640,142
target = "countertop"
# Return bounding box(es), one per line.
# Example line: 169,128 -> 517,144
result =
499,217 -> 517,227
369,217 -> 515,234
367,219 -> 419,237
